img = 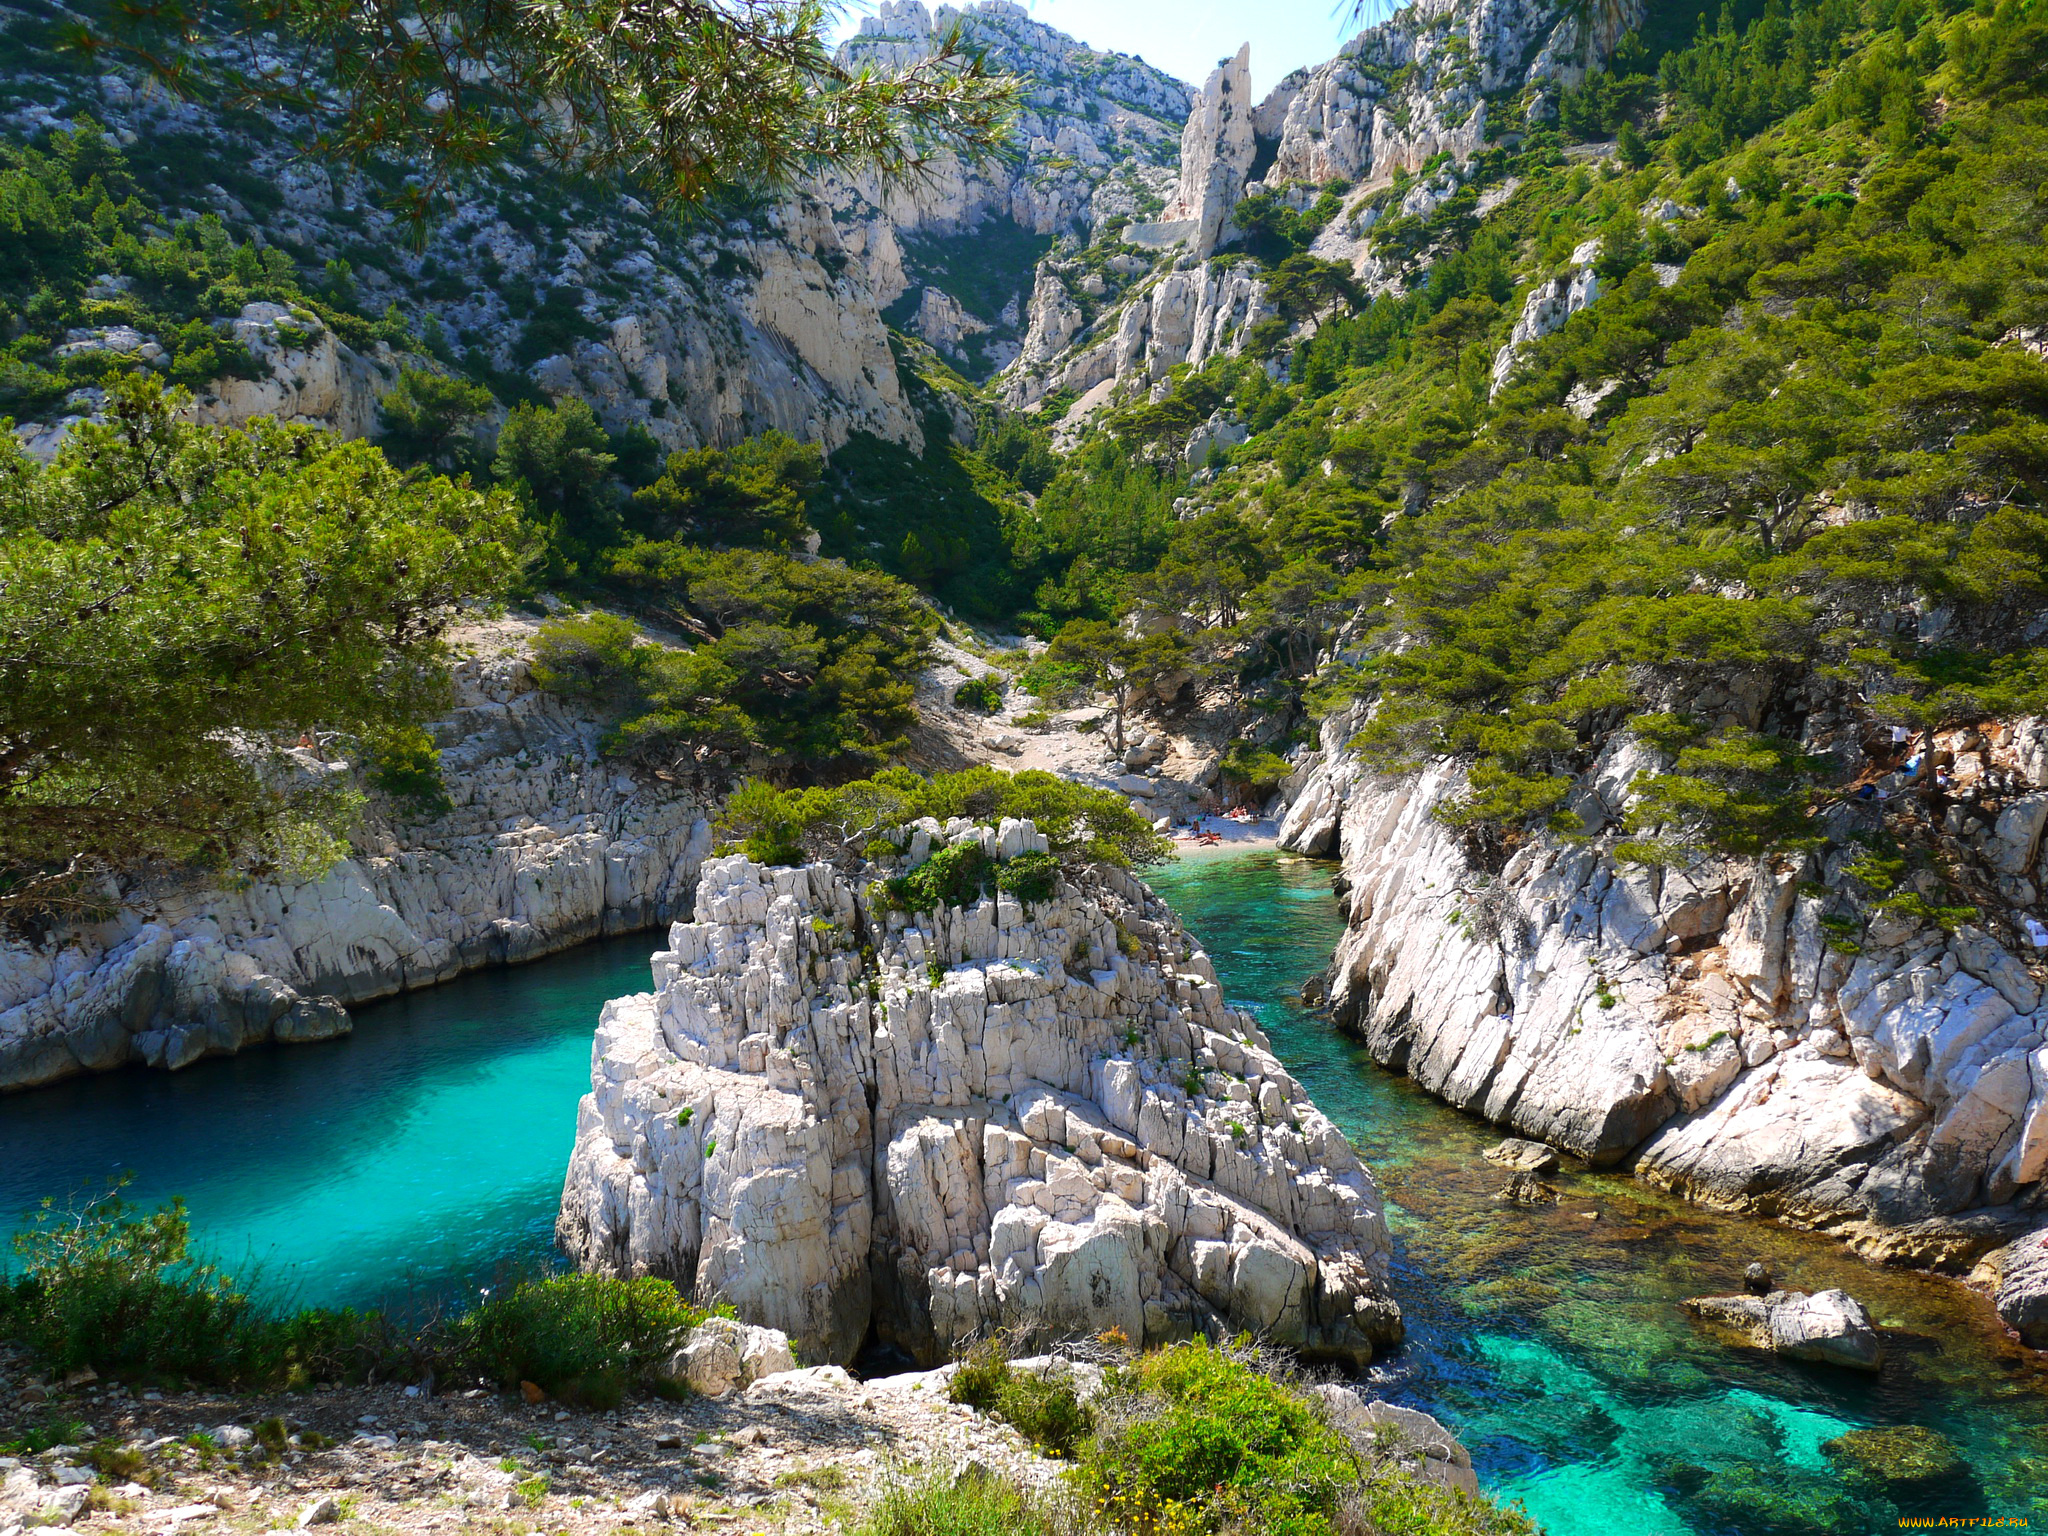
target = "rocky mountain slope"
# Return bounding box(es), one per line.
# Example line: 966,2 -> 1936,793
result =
996,0 -> 1638,415
0,1 -> 1186,457
558,838 -> 1402,1367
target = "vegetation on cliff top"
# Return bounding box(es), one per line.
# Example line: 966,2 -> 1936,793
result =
0,376 -> 529,927
712,766 -> 1173,874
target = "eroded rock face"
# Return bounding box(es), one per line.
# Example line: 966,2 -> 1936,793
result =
1975,1227 -> 2048,1345
0,621 -> 711,1092
1277,705 -> 2048,1275
1163,45 -> 1256,259
557,837 -> 1402,1368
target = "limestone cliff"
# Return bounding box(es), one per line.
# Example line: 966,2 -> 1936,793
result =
0,619 -> 712,1092
557,831 -> 1402,1368
999,0 -> 1640,413
828,1 -> 1190,378
1280,709 -> 2048,1271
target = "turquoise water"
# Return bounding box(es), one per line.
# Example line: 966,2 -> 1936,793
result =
1148,852 -> 2048,1535
4,859 -> 2045,1531
0,933 -> 658,1311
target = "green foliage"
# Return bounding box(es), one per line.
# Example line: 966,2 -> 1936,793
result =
997,849 -> 1060,905
849,1470 -> 1078,1536
493,397 -> 620,571
715,767 -> 1171,874
889,840 -> 994,911
0,122 -> 402,421
453,1274 -> 714,1409
364,724 -> 454,820
72,0 -> 1022,228
1084,1339 -> 1359,1536
946,1342 -> 1093,1458
539,545 -> 938,777
954,674 -> 1006,712
1219,743 -> 1294,794
0,377 -> 529,926
816,419 -> 1031,618
0,1182 -> 400,1389
632,431 -> 820,550
375,369 -> 492,473
1616,729 -> 1829,867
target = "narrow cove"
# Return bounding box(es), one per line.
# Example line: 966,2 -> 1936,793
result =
3,854 -> 2041,1532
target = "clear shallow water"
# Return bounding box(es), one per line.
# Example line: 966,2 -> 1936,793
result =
3,860 -> 2044,1532
0,933 -> 658,1312
1147,852 -> 2048,1536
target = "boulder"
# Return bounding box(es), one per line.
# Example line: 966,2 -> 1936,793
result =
1311,1386 -> 1478,1496
1482,1137 -> 1559,1175
1974,1227 -> 2048,1347
660,1317 -> 799,1398
1681,1288 -> 1884,1371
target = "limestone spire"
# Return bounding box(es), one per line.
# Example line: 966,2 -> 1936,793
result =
1163,42 -> 1255,258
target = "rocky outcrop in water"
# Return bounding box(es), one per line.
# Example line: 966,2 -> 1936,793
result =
0,619 -> 712,1092
1682,1288 -> 1885,1370
1975,1227 -> 2048,1345
556,832 -> 1402,1368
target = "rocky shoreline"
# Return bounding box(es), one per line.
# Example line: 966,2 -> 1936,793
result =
1279,709 -> 2048,1344
0,618 -> 712,1095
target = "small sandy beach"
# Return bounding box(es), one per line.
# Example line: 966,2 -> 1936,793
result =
1162,815 -> 1285,859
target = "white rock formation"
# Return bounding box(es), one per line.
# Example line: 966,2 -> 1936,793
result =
1682,1288 -> 1885,1371
1267,0 -> 1644,189
1003,260 -> 1273,409
558,834 -> 1402,1368
1489,239 -> 1603,395
0,621 -> 712,1091
1163,45 -> 1256,259
1279,707 -> 2048,1268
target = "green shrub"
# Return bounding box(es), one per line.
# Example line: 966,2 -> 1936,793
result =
1084,1339 -> 1356,1536
0,1184 -> 394,1389
996,849 -> 1059,905
888,841 -> 994,912
954,675 -> 1006,712
364,724 -> 454,819
1219,742 -> 1293,794
946,1342 -> 1093,1459
851,1471 -> 1078,1536
1017,657 -> 1092,707
452,1273 -> 712,1409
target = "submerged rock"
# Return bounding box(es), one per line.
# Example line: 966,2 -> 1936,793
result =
1681,1288 -> 1885,1371
558,843 -> 1402,1368
1822,1424 -> 1969,1501
1495,1170 -> 1560,1205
